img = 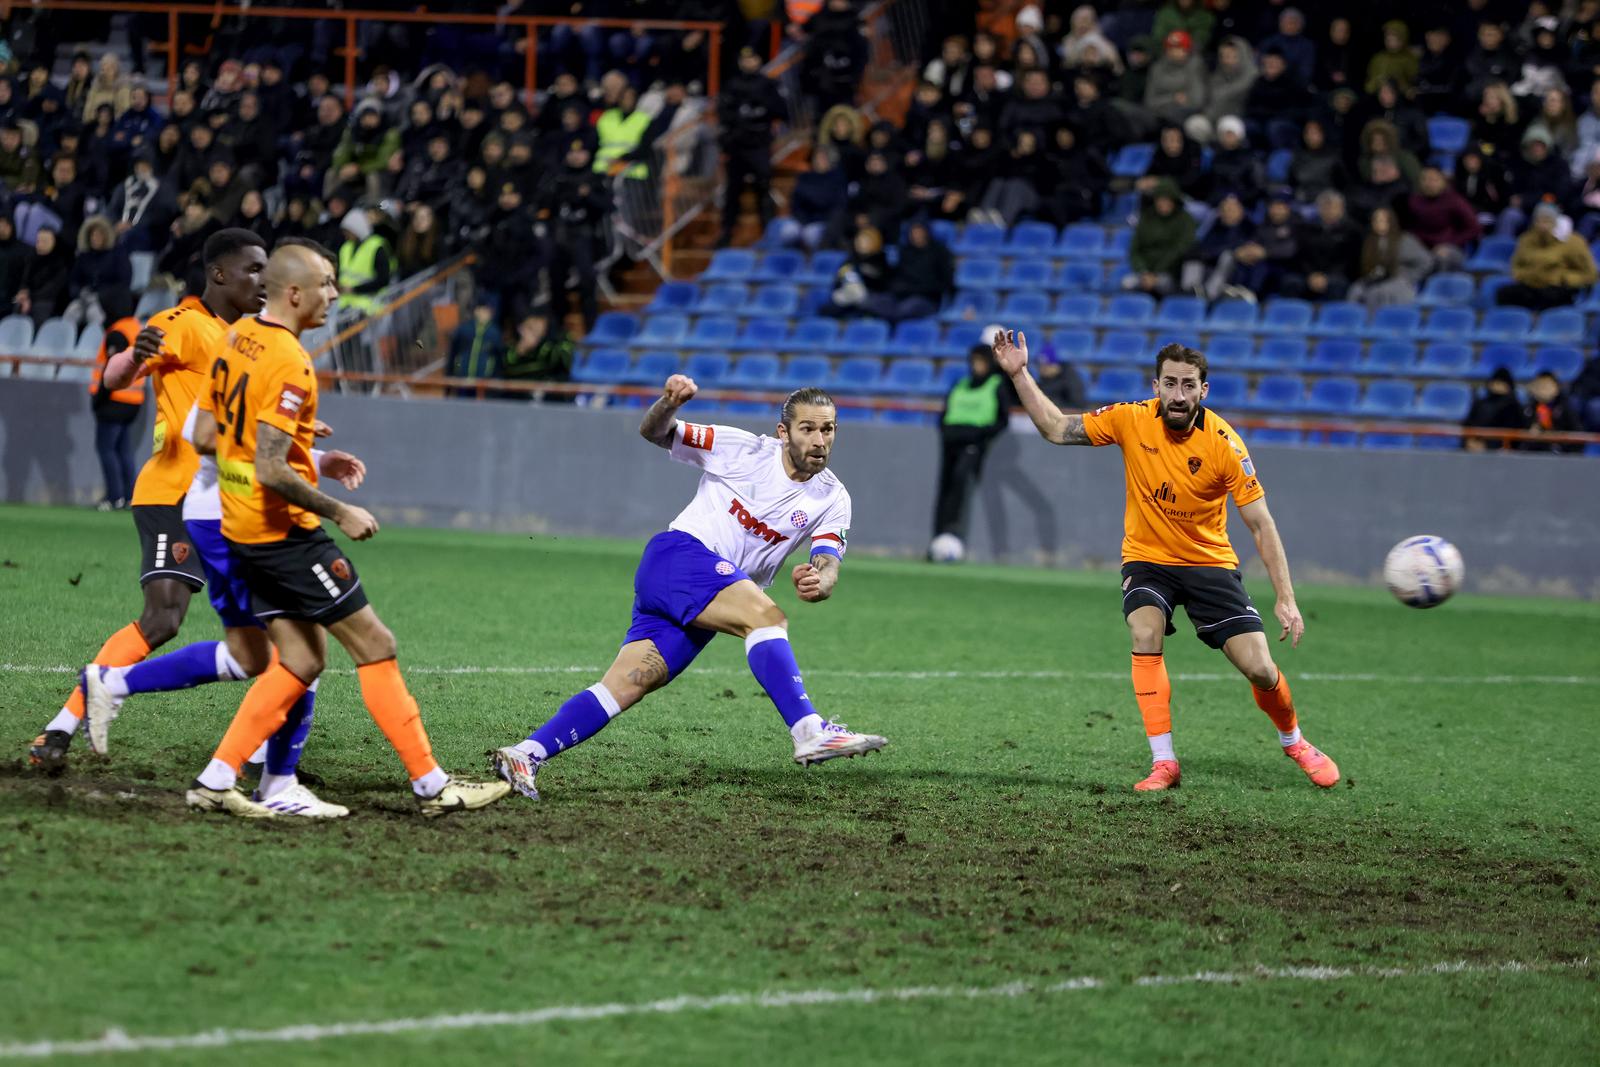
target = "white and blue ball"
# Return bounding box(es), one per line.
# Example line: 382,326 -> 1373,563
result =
1383,535 -> 1465,608
928,533 -> 966,564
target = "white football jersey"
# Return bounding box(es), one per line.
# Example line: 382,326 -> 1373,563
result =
667,421 -> 851,588
180,403 -> 222,522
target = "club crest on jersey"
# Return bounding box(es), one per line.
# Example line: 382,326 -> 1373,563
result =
330,558 -> 351,581
172,542 -> 190,564
728,497 -> 790,546
277,384 -> 308,418
682,423 -> 715,451
1241,456 -> 1255,476
790,510 -> 809,529
715,560 -> 735,576
1187,457 -> 1202,474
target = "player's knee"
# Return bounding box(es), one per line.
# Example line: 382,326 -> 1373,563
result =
1127,620 -> 1164,652
365,622 -> 398,663
1244,659 -> 1278,689
754,601 -> 787,631
136,607 -> 184,648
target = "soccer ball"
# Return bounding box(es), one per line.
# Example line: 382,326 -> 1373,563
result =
928,533 -> 966,563
1383,535 -> 1465,608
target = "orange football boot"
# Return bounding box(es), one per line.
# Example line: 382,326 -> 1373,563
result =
1284,739 -> 1340,787
1134,759 -> 1181,792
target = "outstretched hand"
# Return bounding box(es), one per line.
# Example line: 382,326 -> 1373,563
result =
662,374 -> 698,406
318,450 -> 366,490
991,328 -> 1029,377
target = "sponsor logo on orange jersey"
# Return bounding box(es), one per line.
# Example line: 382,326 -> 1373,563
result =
277,384 -> 308,418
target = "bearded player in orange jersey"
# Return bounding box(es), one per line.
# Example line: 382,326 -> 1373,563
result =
992,330 -> 1340,792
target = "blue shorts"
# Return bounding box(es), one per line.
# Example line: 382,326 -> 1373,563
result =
622,531 -> 749,677
185,519 -> 263,631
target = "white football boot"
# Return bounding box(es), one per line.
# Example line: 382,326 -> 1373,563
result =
792,719 -> 888,766
489,747 -> 541,800
80,666 -> 124,756
416,778 -> 512,818
253,782 -> 350,818
186,784 -> 276,818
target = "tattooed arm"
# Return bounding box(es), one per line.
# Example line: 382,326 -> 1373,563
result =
793,553 -> 839,602
255,424 -> 379,540
639,374 -> 699,449
990,328 -> 1092,446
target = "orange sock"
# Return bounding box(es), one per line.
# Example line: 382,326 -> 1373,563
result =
357,658 -> 438,780
1252,670 -> 1298,735
211,664 -> 309,771
62,622 -> 152,720
1132,652 -> 1172,737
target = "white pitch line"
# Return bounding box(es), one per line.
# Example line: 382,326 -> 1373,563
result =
2,664 -> 1598,686
0,959 -> 1585,1060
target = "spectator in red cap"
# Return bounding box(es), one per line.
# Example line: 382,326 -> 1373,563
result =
1145,30 -> 1207,126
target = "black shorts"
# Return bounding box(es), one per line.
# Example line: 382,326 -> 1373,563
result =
226,527 -> 369,626
134,504 -> 206,589
1120,560 -> 1265,650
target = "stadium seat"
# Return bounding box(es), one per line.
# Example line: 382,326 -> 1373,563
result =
1428,116 -> 1471,155
726,353 -> 781,388
30,318 -> 77,358
1362,340 -> 1417,375
1369,305 -> 1421,338
1417,272 -> 1475,307
1048,329 -> 1095,362
1098,292 -> 1156,328
935,322 -> 989,358
1250,375 -> 1306,410
1473,343 -> 1530,377
1357,380 -> 1416,417
1266,148 -> 1292,183
1204,298 -> 1257,333
1206,333 -> 1254,367
837,318 -> 892,354
796,250 -> 848,287
1413,432 -> 1461,450
888,318 -> 941,356
135,289 -> 176,319
747,284 -> 799,318
1057,261 -> 1105,291
1464,236 -> 1516,273
1307,430 -> 1359,448
1303,377 -> 1361,414
587,311 -> 638,346
1250,428 -> 1303,446
1418,342 -> 1472,376
1531,308 -> 1584,344
1109,142 -> 1156,177
1153,295 -> 1206,332
0,313 -> 35,353
74,325 -> 102,359
702,248 -> 756,282
1257,338 -> 1308,367
1004,221 -> 1057,256
56,358 -> 93,382
695,284 -> 749,315
1205,373 -> 1248,408
1475,274 -> 1513,308
684,352 -> 732,385
754,249 -> 804,282
685,316 -> 738,349
835,404 -> 876,423
779,354 -> 832,390
1415,382 -> 1473,421
934,360 -> 968,392
789,317 -> 840,352
128,250 -> 155,292
15,356 -> 55,380
1102,229 -> 1132,261
1056,224 -> 1106,259
953,223 -> 1006,256
1533,345 -> 1585,379
646,281 -> 697,313
732,317 -> 788,351
884,358 -> 938,395
1310,301 -> 1366,337
1361,432 -> 1413,450
955,257 -> 1002,290
1416,307 -> 1475,341
755,217 -> 788,249
1048,293 -> 1100,325
830,356 -> 884,392
626,350 -> 681,383
1257,298 -> 1313,335
1094,330 -> 1148,363
881,408 -> 937,426
1474,306 -> 1533,342
1101,191 -> 1139,224
1308,338 -> 1361,371
928,219 -> 958,246
1089,367 -> 1145,404
632,313 -> 689,347
940,290 -> 1000,322
1000,291 -> 1052,321
1000,259 -> 1053,290
572,347 -> 631,383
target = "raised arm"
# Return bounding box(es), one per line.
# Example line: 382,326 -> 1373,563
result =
638,373 -> 700,449
255,423 -> 379,541
1237,497 -> 1304,647
990,328 -> 1091,445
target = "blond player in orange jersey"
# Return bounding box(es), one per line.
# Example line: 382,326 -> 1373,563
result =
991,330 -> 1340,792
178,240 -> 509,817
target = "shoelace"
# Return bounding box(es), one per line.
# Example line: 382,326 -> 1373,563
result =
819,720 -> 854,734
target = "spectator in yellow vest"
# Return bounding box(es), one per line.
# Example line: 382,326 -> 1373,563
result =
337,208 -> 394,317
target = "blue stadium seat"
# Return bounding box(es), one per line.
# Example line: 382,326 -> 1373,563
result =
0,314 -> 35,353
955,257 -> 1002,290
1306,430 -> 1359,448
1102,192 -> 1139,223
1251,375 -> 1306,411
647,281 -> 698,313
1416,382 -> 1472,420
573,347 -> 631,383
632,313 -> 689,347
888,318 -> 941,356
703,248 -> 757,281
835,405 -> 876,423
587,311 -> 638,346
1266,148 -> 1292,183
755,217 -> 788,249
1205,298 -> 1257,333
1417,272 -> 1475,307
1153,295 -> 1206,332
1310,301 -> 1365,337
797,250 -> 848,287
685,316 -> 738,349
1428,116 -> 1471,155
726,353 -> 781,387
1369,305 -> 1421,338
1532,308 -> 1584,344
1358,380 -> 1416,417
953,223 -> 1007,256
1205,373 -> 1248,408
1418,342 -> 1472,376
1110,143 -> 1156,177
1095,330 -> 1148,363
940,290 -> 1000,321
1102,229 -> 1132,261
1098,292 -> 1156,328
1057,261 -> 1105,291
1414,433 -> 1461,450
790,317 -> 840,351
1005,221 -> 1057,256
1464,236 -> 1516,273
754,250 -> 805,282
1048,329 -> 1095,362
934,361 -> 967,392
1089,367 -> 1145,404
780,354 -> 833,390
1206,333 -> 1254,367
837,318 -> 892,354
1057,224 -> 1107,259
1362,340 -> 1416,375
1308,338 -> 1361,371
881,408 -> 938,426
684,352 -> 732,385
1257,338 -> 1308,367
1258,298 -> 1313,335
733,317 -> 789,351
1000,291 -> 1051,321
1533,345 -> 1585,379
936,323 -> 989,358
1416,306 -> 1475,341
1000,259 -> 1053,290
884,358 -> 937,394
748,284 -> 800,318
1303,377 -> 1361,414
1048,293 -> 1100,326
626,350 -> 681,383
1474,306 -> 1533,342
1472,342 -> 1530,377
1361,432 -> 1414,450
831,356 -> 884,392
1475,274 -> 1513,308
928,219 -> 958,246
1250,428 -> 1303,446
695,284 -> 748,314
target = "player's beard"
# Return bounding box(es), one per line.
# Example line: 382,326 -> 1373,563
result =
1158,398 -> 1200,433
788,440 -> 828,474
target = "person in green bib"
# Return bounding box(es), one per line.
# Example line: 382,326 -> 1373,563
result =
932,338 -> 1017,553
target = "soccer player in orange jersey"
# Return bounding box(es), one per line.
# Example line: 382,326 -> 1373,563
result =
992,330 -> 1340,792
177,240 -> 509,817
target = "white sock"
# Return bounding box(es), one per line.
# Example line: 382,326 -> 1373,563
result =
411,766 -> 449,798
47,708 -> 78,733
258,771 -> 297,800
1148,732 -> 1175,763
103,667 -> 130,698
587,682 -> 622,718
247,741 -> 269,764
1279,726 -> 1302,747
790,712 -> 824,743
514,739 -> 549,759
215,644 -> 249,681
197,758 -> 237,791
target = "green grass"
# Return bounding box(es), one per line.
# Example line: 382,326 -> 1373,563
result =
1,504 -> 1597,1065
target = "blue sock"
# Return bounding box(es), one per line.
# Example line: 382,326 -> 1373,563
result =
116,641 -> 241,696
745,627 -> 815,728
521,684 -> 621,760
265,680 -> 317,776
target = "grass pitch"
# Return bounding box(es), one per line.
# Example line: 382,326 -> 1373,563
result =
1,505 -> 1596,1065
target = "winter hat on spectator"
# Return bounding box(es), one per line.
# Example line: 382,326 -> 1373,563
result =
1016,5 -> 1044,33
341,209 -> 373,241
1163,30 -> 1192,54
1216,116 -> 1246,143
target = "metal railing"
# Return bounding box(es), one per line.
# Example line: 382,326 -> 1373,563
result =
309,253 -> 477,390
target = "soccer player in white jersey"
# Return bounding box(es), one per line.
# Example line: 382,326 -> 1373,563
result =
489,377 -> 887,799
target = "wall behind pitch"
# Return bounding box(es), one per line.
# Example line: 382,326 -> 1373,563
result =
2,381 -> 1595,599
